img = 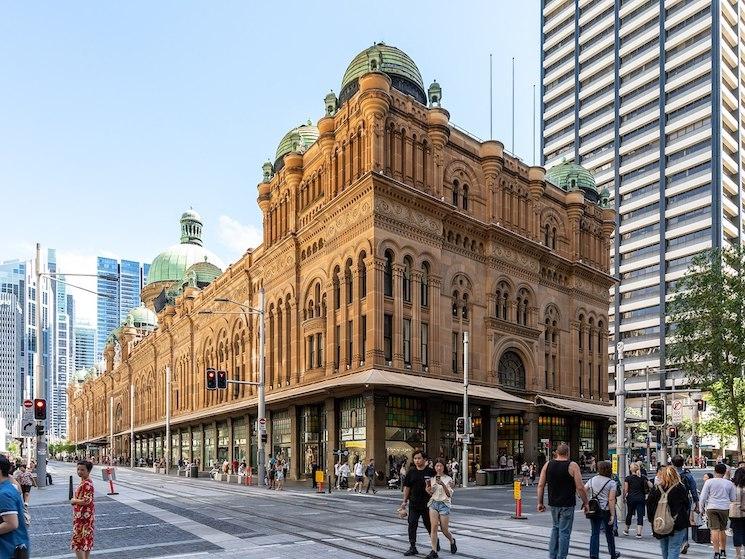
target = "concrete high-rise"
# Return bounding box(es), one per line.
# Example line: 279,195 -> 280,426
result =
0,293 -> 22,432
73,324 -> 96,371
96,258 -> 149,359
541,0 -> 740,378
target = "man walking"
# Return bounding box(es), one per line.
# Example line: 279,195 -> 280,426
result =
365,459 -> 377,494
401,450 -> 436,556
700,462 -> 736,559
537,443 -> 589,559
351,459 -> 364,493
672,454 -> 699,555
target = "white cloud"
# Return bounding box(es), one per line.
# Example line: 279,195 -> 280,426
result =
217,215 -> 262,258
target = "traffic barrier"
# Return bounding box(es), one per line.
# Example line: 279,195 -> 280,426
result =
511,480 -> 526,519
315,469 -> 325,493
103,467 -> 119,496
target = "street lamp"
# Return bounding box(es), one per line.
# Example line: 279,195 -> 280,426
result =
198,289 -> 266,483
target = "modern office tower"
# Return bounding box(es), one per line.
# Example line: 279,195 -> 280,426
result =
96,258 -> 149,359
0,261 -> 27,402
0,293 -> 22,431
540,0 -> 739,379
74,324 -> 96,372
48,250 -> 70,439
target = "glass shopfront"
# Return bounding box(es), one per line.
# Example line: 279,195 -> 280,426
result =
579,419 -> 598,458
386,396 -> 425,470
155,435 -> 162,459
439,402 -> 462,462
217,422 -> 229,463
300,405 -> 326,476
339,396 -> 366,466
204,426 -> 215,467
497,415 -> 524,458
181,431 -> 191,463
538,416 -> 568,456
233,419 -> 247,463
171,433 -> 179,465
192,432 -> 202,468
272,410 -> 292,466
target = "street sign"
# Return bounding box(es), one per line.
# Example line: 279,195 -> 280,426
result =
21,419 -> 35,438
23,399 -> 33,410
258,417 -> 267,433
671,400 -> 683,425
612,454 -> 618,475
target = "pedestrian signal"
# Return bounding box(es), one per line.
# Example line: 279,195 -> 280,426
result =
697,400 -> 707,412
667,426 -> 678,440
217,370 -> 228,389
206,368 -> 217,390
455,417 -> 465,438
650,399 -> 665,426
33,398 -> 47,420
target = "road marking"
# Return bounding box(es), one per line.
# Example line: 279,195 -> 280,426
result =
35,538 -> 208,559
359,535 -> 380,539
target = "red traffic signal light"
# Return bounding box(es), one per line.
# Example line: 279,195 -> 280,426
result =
668,426 -> 678,439
206,368 -> 217,390
33,398 -> 47,420
217,370 -> 228,390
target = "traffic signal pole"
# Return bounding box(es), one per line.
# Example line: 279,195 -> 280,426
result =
615,342 -> 626,515
462,332 -> 469,489
34,243 -> 47,489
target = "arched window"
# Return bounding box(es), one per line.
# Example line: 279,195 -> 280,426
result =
333,266 -> 341,310
403,256 -> 413,302
462,293 -> 469,319
358,252 -> 367,298
544,225 -> 550,247
551,227 -> 557,249
452,290 -> 459,317
578,314 -> 584,349
420,262 -> 430,307
588,317 -> 594,352
452,179 -> 459,206
314,283 -> 321,316
597,321 -> 604,354
345,259 -> 353,304
496,282 -> 510,320
516,288 -> 529,326
462,184 -> 469,210
384,250 -> 394,297
498,350 -> 526,389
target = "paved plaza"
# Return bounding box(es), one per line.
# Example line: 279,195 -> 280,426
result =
25,461 -> 720,559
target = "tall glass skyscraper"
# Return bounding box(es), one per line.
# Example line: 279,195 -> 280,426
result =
96,258 -> 149,359
74,324 -> 96,371
541,0 -> 741,379
0,293 -> 22,431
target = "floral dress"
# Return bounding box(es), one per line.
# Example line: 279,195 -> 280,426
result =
70,478 -> 95,551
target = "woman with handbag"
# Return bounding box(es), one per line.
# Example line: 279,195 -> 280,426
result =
730,468 -> 745,559
624,462 -> 650,538
584,460 -> 620,559
646,466 -> 690,559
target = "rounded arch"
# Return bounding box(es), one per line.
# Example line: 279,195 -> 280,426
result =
444,160 -> 479,197
492,340 -> 535,389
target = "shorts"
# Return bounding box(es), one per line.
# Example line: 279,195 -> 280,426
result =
707,509 -> 730,531
429,500 -> 451,516
20,485 -> 30,494
355,475 -> 364,483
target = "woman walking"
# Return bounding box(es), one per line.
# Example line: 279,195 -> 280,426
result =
624,462 -> 650,538
425,459 -> 456,559
70,460 -> 95,559
274,460 -> 285,491
584,460 -> 619,559
646,465 -> 690,559
731,467 -> 745,559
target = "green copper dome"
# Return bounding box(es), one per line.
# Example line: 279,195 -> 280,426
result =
339,42 -> 426,106
546,161 -> 600,203
274,121 -> 320,170
147,210 -> 225,285
183,261 -> 222,288
127,305 -> 158,330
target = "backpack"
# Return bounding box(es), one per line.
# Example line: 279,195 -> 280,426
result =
585,478 -> 611,518
653,483 -> 678,536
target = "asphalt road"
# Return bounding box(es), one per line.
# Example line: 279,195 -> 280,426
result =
27,462 -> 717,559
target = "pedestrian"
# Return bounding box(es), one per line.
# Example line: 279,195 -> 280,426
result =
339,461 -> 350,490
646,465 -> 690,559
730,467 -> 745,559
623,461 -> 651,538
0,455 -> 30,558
507,455 -> 514,472
450,459 -> 459,486
424,458 -> 456,558
537,443 -> 589,559
529,463 -> 537,486
672,454 -> 699,554
334,460 -> 341,490
401,450 -> 436,556
70,460 -> 95,559
499,454 -> 507,468
584,460 -> 619,559
13,464 -> 33,505
700,462 -> 736,559
274,460 -> 285,491
365,459 -> 377,494
351,459 -> 364,493
268,455 -> 276,489
400,461 -> 408,490
231,458 -> 239,475
521,462 -> 530,486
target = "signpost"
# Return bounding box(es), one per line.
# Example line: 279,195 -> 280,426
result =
671,400 -> 683,425
21,400 -> 35,438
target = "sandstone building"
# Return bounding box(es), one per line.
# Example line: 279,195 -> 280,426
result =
68,43 -> 616,479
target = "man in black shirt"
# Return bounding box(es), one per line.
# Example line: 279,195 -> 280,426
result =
400,450 -> 435,556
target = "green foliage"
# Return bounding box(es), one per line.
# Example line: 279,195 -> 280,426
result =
6,441 -> 19,456
699,397 -> 737,450
667,246 -> 745,456
48,440 -> 76,455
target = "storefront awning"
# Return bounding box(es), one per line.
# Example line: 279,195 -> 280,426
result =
535,395 -> 616,419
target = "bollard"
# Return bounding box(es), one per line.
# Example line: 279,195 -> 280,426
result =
105,467 -> 119,496
511,479 -> 526,519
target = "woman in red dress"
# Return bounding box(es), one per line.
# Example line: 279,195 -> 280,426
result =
70,460 -> 95,559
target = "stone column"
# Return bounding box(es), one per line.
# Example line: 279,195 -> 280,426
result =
365,391 -> 387,485
569,415 -> 581,462
392,264 -> 404,368
412,271 -> 422,369
430,276 -> 442,373
427,396 -> 442,458
325,397 -> 338,485
351,269 -> 361,365
289,405 -> 299,480
325,281 -> 335,376
188,426 -> 194,463
487,406 -> 500,468
373,258 -> 386,366
523,411 -> 539,463
290,301 -> 299,385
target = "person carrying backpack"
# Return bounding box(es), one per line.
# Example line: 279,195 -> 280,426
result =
646,465 -> 690,559
584,460 -> 620,559
672,455 -> 699,554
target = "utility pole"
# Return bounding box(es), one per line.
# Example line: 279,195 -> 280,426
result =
257,288 -> 266,486
615,342 -> 626,492
130,383 -> 135,468
462,332 -> 469,488
692,391 -> 702,466
645,366 -> 651,470
109,395 -> 114,462
34,243 -> 48,488
165,365 -> 171,473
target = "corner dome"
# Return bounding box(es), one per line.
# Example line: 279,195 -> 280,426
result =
340,42 -> 426,106
183,260 -> 222,288
545,161 -> 600,203
127,305 -> 158,331
274,121 -> 320,170
147,210 -> 225,285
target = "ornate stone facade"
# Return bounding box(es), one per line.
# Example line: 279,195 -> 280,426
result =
68,44 -> 615,477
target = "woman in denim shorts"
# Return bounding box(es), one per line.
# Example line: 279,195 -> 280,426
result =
425,459 -> 457,558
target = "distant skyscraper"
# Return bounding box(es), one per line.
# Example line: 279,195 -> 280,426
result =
48,250 -> 70,440
96,258 -> 149,359
540,1 -> 741,381
74,324 -> 96,371
0,293 -> 22,431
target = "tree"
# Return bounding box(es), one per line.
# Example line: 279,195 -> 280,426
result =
6,441 -> 19,456
699,397 -> 737,453
667,246 -> 745,458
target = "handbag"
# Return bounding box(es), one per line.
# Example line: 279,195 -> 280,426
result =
585,478 -> 611,518
13,545 -> 29,559
691,513 -> 711,544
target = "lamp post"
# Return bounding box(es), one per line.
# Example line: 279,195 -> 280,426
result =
616,342 -> 626,509
462,332 -> 469,488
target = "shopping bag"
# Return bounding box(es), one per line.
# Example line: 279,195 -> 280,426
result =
691,513 -> 710,545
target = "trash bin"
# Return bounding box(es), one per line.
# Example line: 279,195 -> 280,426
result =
503,468 -> 514,485
486,470 -> 497,485
498,468 -> 510,485
476,470 -> 487,486
190,465 -> 198,478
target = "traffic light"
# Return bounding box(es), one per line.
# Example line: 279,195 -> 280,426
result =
650,399 -> 665,426
217,370 -> 228,390
668,426 -> 678,440
697,400 -> 707,412
33,398 -> 46,420
455,417 -> 465,437
206,368 -> 217,390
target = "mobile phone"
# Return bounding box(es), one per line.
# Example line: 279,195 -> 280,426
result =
436,475 -> 441,481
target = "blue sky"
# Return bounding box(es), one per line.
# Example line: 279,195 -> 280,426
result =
0,1 -> 540,322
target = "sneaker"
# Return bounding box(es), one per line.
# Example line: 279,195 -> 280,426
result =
721,552 -> 727,559
437,540 -> 441,552
450,538 -> 457,554
681,543 -> 689,555
635,534 -> 642,539
403,547 -> 418,557
623,529 -> 629,536
425,552 -> 439,559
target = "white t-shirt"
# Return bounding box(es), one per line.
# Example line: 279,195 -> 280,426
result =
339,464 -> 350,477
334,463 -> 341,475
585,475 -> 616,511
354,462 -> 364,477
430,474 -> 454,506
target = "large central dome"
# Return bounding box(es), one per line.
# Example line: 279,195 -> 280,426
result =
339,42 -> 426,106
